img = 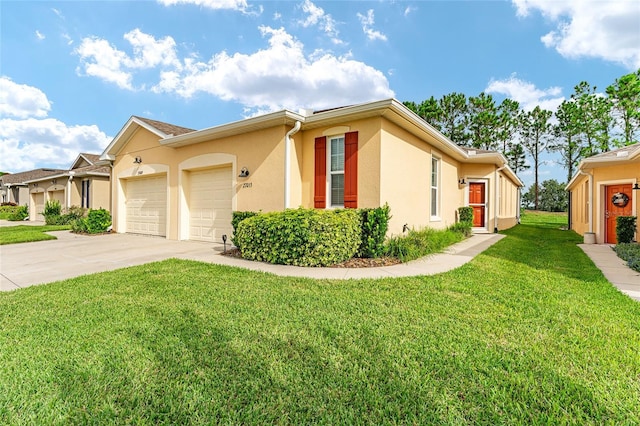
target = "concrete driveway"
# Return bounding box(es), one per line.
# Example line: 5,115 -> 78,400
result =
0,230 -> 225,291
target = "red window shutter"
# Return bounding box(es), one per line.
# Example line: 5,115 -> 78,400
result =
344,131 -> 358,208
314,136 -> 326,208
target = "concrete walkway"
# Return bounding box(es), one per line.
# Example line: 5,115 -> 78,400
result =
580,244 -> 640,301
0,229 -> 504,291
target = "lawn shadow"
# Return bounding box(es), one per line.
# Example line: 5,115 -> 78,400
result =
480,224 -> 608,283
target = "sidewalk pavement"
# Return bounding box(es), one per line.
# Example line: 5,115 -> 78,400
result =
579,244 -> 640,301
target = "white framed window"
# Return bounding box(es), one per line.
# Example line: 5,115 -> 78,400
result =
431,156 -> 440,218
328,136 -> 345,207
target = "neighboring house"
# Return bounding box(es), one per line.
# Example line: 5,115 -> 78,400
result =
567,143 -> 640,244
100,99 -> 523,242
22,153 -> 111,221
0,154 -> 110,221
0,168 -> 64,207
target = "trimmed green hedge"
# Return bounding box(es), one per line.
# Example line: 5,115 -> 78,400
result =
357,204 -> 391,258
235,208 -> 360,267
231,211 -> 259,246
616,216 -> 637,244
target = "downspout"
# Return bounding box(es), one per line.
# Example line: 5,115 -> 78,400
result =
494,165 -> 506,233
578,170 -> 594,234
284,121 -> 301,209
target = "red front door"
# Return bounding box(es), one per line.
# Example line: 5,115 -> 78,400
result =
605,184 -> 633,244
469,182 -> 486,228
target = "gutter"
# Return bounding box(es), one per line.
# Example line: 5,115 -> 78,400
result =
284,121 -> 301,209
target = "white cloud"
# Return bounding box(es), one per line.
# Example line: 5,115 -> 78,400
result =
512,0 -> 640,69
0,78 -> 111,173
404,6 -> 417,17
357,9 -> 387,42
153,26 -> 394,113
75,37 -> 134,90
0,76 -> 52,119
486,74 -> 564,112
157,0 -> 261,15
62,33 -> 73,45
52,8 -> 64,19
123,29 -> 180,69
0,119 -> 111,172
299,0 -> 343,44
75,29 -> 180,90
35,30 -> 45,40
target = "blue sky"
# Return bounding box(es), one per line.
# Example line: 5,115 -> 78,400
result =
1,0 -> 638,189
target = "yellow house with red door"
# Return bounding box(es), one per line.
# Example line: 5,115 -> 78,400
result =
567,143 -> 640,244
99,99 -> 523,243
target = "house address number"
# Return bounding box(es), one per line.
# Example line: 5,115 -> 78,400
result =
242,182 -> 252,188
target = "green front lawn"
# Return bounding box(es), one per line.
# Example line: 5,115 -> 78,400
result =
0,225 -> 71,245
1,216 -> 639,424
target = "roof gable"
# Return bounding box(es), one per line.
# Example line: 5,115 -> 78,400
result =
100,116 -> 195,161
567,142 -> 640,189
70,153 -> 101,169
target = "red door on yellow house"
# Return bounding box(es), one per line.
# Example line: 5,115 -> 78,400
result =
469,182 -> 486,228
605,184 -> 633,244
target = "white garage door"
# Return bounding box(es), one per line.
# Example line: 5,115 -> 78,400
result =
125,175 -> 167,236
189,167 -> 232,242
33,192 -> 45,216
50,190 -> 65,206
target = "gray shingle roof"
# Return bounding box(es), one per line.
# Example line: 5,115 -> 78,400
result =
586,142 -> 640,160
1,168 -> 65,185
133,116 -> 196,137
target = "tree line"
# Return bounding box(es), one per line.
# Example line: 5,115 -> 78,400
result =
404,70 -> 640,210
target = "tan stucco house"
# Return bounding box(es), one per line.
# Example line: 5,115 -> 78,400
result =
567,143 -> 640,244
1,168 -> 64,207
100,99 -> 523,242
12,153 -> 111,221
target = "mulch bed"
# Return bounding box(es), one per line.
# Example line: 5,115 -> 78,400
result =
221,248 -> 401,268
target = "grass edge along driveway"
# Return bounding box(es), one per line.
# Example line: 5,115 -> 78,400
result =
0,225 -> 71,245
1,213 -> 639,424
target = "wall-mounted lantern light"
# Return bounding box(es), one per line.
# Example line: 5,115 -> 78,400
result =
633,183 -> 640,190
458,178 -> 467,185
239,167 -> 250,178
133,156 -> 142,164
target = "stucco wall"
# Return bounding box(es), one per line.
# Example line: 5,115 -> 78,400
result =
91,177 -> 111,211
569,162 -> 640,242
111,125 -> 290,240
300,119 -> 382,210
569,173 -> 590,237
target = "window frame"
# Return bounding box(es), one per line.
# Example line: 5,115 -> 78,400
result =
430,155 -> 440,219
327,135 -> 345,208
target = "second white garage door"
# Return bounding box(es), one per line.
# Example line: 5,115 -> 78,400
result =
33,192 -> 45,217
189,167 -> 232,242
125,175 -> 167,237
